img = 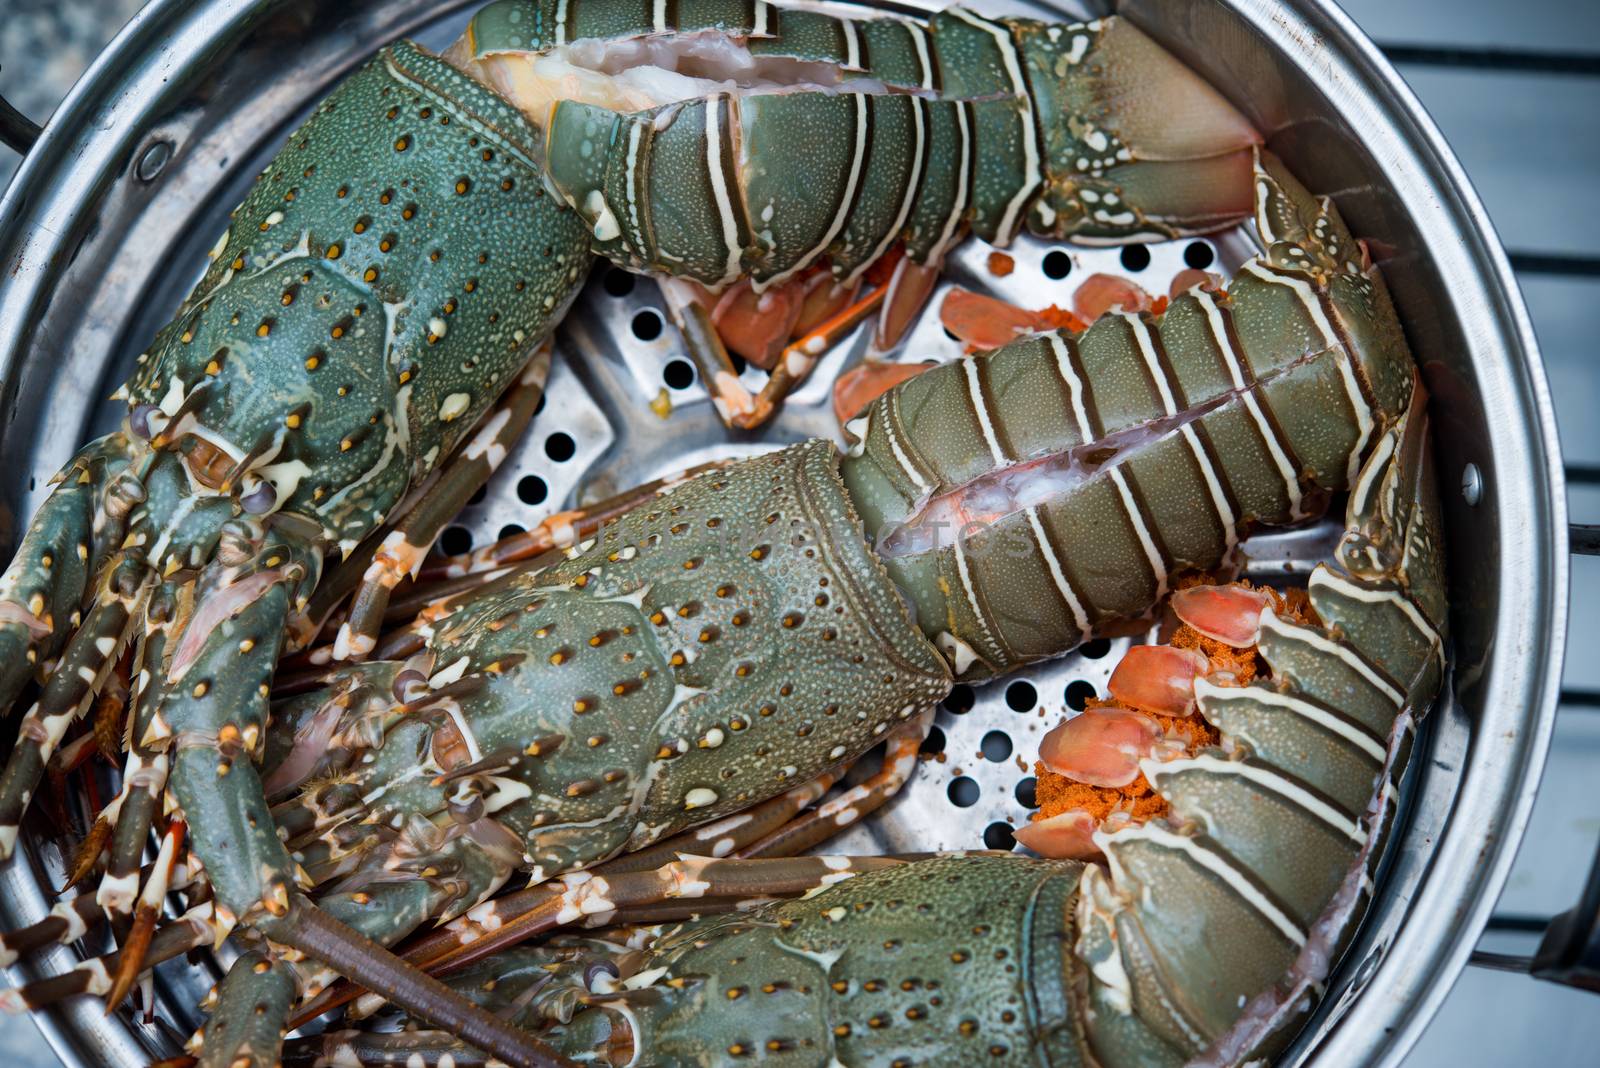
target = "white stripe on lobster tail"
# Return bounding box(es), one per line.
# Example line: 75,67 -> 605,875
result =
845,95 -> 928,286
1195,676 -> 1388,763
945,6 -> 1041,245
1193,288 -> 1306,518
1243,262 -> 1375,486
704,95 -> 745,288
760,91 -> 870,289
1099,822 -> 1309,947
1144,754 -> 1368,844
929,101 -> 974,263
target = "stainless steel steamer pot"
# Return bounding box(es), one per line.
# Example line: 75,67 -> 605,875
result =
0,1 -> 1566,1064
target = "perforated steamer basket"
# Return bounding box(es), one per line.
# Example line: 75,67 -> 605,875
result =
0,0 -> 1565,1064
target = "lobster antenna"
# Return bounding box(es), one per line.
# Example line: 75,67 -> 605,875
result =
274,896 -> 577,1068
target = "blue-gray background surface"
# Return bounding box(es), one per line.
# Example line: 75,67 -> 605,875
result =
0,0 -> 1595,1063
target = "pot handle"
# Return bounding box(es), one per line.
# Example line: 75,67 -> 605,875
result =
1536,524 -> 1600,986
1466,522 -> 1600,988
1518,833 -> 1600,992
1575,524 -> 1599,557
0,71 -> 42,158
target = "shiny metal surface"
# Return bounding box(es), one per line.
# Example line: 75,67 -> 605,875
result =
0,0 -> 1564,1065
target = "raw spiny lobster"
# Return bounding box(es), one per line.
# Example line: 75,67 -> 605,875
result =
264,264 -> 1441,1066
0,5 -> 1255,1055
2,133 -> 1442,1068
449,0 -> 1258,428
276,377 -> 1445,1068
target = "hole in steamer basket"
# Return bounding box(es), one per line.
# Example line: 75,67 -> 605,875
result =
1005,681 -> 1036,712
984,821 -> 1017,851
948,776 -> 980,808
981,731 -> 1013,762
632,309 -> 663,341
517,474 -> 548,505
663,359 -> 696,390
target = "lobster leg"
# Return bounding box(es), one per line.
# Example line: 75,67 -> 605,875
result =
738,708 -> 931,859
102,818 -> 185,1010
662,274 -> 888,431
727,286 -> 889,431
0,902 -> 216,1014
873,256 -> 945,353
0,892 -> 100,967
428,854 -> 910,980
598,767 -> 845,875
415,459 -> 732,583
189,950 -> 298,1068
0,433 -> 142,717
59,808 -> 114,892
99,576 -> 186,919
290,854 -> 909,1029
143,528 -> 568,1068
309,770 -> 868,1020
284,1030 -> 497,1068
659,280 -> 757,429
0,550 -> 149,857
0,843 -> 198,963
333,348 -> 553,662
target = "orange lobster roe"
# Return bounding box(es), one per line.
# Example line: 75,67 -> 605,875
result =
1031,304 -> 1089,334
986,251 -> 1016,277
1029,581 -> 1319,827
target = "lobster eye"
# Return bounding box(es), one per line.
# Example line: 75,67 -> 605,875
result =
584,961 -> 620,990
129,404 -> 164,440
240,477 -> 277,515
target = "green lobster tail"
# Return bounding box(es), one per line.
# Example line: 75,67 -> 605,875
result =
1077,382 -> 1445,1066
518,4 -> 1259,290
545,93 -> 758,287
929,8 -> 1041,246
548,88 -> 974,288
469,0 -> 777,57
838,148 -> 1411,680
